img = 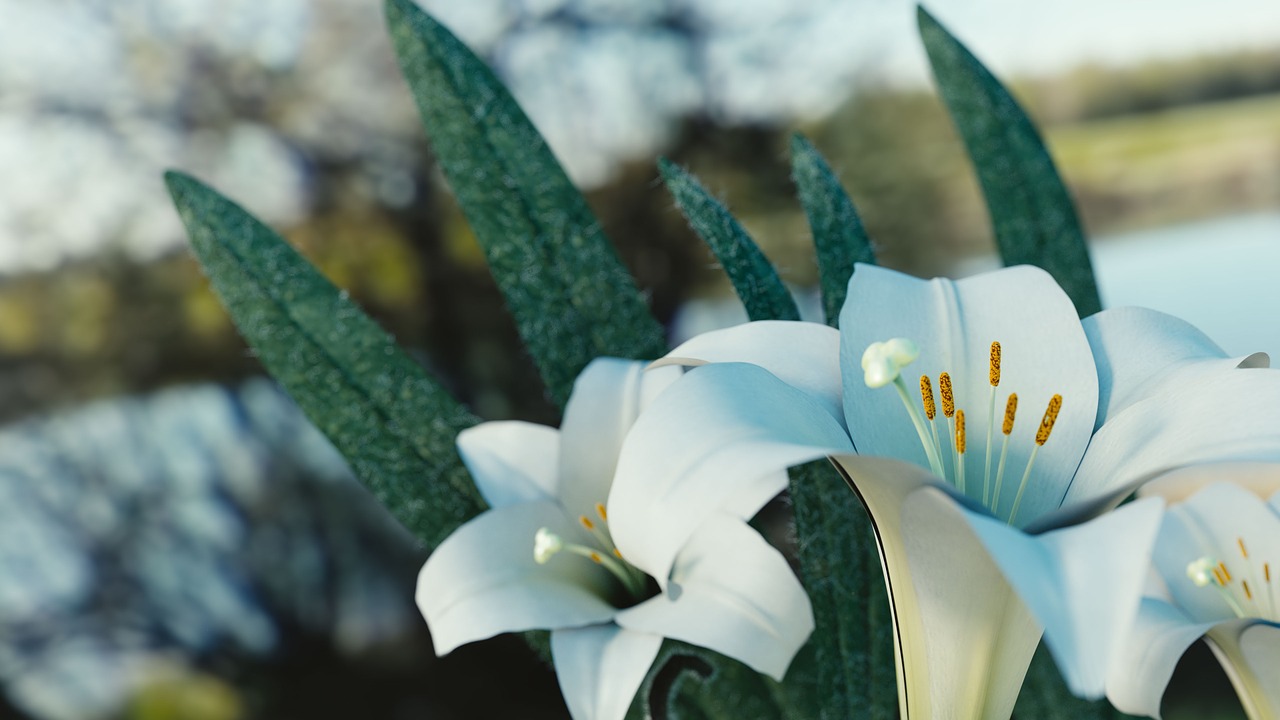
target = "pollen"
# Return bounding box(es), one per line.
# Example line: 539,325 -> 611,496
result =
920,375 -> 937,420
956,410 -> 966,453
589,552 -> 603,564
989,341 -> 1001,386
1034,394 -> 1063,446
1244,580 -> 1254,601
1218,561 -> 1233,583
940,373 -> 955,418
1002,393 -> 1018,435
579,515 -> 595,531
1214,566 -> 1228,586
1238,537 -> 1248,559
596,503 -> 608,521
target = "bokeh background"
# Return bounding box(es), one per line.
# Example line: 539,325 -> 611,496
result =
1,0 -> 1278,717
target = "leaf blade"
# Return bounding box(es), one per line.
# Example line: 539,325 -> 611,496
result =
658,158 -> 800,323
919,7 -> 1101,317
166,171 -> 484,548
790,134 -> 877,328
385,0 -> 667,407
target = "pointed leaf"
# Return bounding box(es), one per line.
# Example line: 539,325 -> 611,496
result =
790,133 -> 876,327
918,7 -> 1101,317
166,171 -> 483,548
658,158 -> 800,322
385,0 -> 667,408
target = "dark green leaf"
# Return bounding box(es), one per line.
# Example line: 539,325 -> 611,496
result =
658,158 -> 800,322
1015,645 -> 1141,720
385,0 -> 667,408
625,641 -> 788,720
166,171 -> 484,548
918,7 -> 1101,317
790,134 -> 877,327
787,460 -> 898,719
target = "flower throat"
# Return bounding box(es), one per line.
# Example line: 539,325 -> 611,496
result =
862,338 -> 1063,525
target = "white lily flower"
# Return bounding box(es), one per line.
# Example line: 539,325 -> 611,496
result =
416,357 -> 814,720
1106,464 -> 1280,719
610,263 -> 1280,719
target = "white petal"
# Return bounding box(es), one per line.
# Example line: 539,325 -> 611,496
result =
615,514 -> 813,681
457,421 -> 560,508
558,358 -> 682,522
962,497 -> 1165,698
1151,483 -> 1280,624
1105,598 -> 1214,718
657,320 -> 845,430
1202,619 -> 1280,720
417,501 -> 617,655
551,625 -> 663,720
832,455 -> 1041,720
1065,366 -> 1280,508
1137,462 -> 1280,505
1082,306 -> 1265,428
839,264 -> 1097,522
609,362 -> 853,584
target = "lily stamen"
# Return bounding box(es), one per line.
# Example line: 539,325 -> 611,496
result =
921,375 -> 945,475
534,527 -> 648,598
1008,394 -> 1063,526
940,372 -> 959,486
1188,555 -> 1248,619
992,393 -> 1017,515
955,409 -> 967,495
984,342 -> 1000,507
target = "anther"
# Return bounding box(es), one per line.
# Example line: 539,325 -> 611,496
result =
1003,394 -> 1018,434
956,410 -> 966,454
1214,566 -> 1228,586
1035,395 -> 1062,446
580,516 -> 595,531
1244,580 -> 1254,601
989,342 -> 1001,386
1267,563 -> 1272,582
596,503 -> 608,522
1219,562 -> 1233,583
920,375 -> 936,420
1239,538 -> 1249,559
940,373 -> 955,418
613,548 -> 623,559
589,552 -> 603,564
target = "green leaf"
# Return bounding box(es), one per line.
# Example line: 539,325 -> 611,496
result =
1015,645 -> 1141,720
918,7 -> 1101,317
658,158 -> 800,322
786,460 -> 898,719
166,171 -> 484,549
790,134 -> 877,328
385,0 -> 667,408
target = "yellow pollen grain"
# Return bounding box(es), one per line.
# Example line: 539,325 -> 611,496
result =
589,552 -> 603,564
956,410 -> 966,453
940,373 -> 955,418
989,341 -> 1002,386
1003,393 -> 1018,435
1244,580 -> 1254,600
1238,537 -> 1249,559
1035,394 -> 1063,446
1214,566 -> 1228,586
579,515 -> 595,531
920,375 -> 937,420
596,503 -> 608,522
1219,562 -> 1233,583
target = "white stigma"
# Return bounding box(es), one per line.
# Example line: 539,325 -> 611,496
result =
1187,556 -> 1218,587
534,527 -> 564,564
862,338 -> 920,388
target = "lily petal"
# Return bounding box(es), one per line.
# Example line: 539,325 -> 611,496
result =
609,362 -> 852,584
832,455 -> 1041,720
559,358 -> 682,522
1065,369 -> 1280,508
1105,598 -> 1215,718
1230,621 -> 1280,720
840,264 -> 1097,520
551,625 -> 663,720
1137,462 -> 1280,505
657,320 -> 846,430
962,497 -> 1165,698
1082,306 -> 1267,428
615,514 -> 813,681
457,421 -> 560,508
418,501 -> 618,655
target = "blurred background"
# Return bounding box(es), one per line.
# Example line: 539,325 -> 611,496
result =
0,0 -> 1278,717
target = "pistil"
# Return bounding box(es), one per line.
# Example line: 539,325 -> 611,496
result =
534,503 -> 648,598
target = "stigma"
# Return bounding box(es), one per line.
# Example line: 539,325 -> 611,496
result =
1185,537 -> 1277,622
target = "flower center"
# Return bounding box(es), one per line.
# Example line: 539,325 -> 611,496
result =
1186,537 -> 1277,622
862,338 -> 1063,525
533,502 -> 650,601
